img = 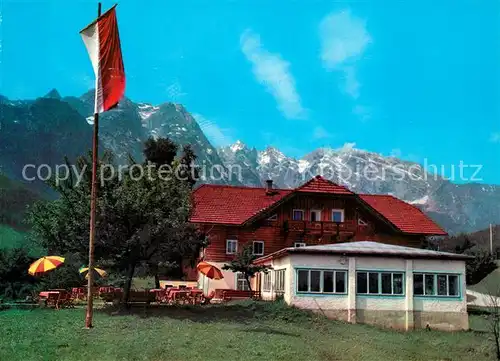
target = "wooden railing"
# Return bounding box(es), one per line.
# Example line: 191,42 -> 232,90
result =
285,219 -> 357,234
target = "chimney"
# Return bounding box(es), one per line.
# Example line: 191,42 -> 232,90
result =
265,179 -> 273,194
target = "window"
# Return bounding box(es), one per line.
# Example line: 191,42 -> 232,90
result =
356,272 -> 367,293
253,241 -> 264,256
425,274 -> 434,295
236,273 -> 250,291
262,272 -> 272,292
331,209 -> 345,223
294,242 -> 306,248
226,240 -> 238,254
296,269 -> 347,294
414,274 -> 424,295
310,270 -> 321,292
368,272 -> 379,294
414,273 -> 459,297
310,209 -> 321,222
292,209 -> 304,221
267,214 -> 277,221
323,271 -> 334,293
356,271 -> 404,295
275,269 -> 286,293
336,271 -> 346,293
297,270 -> 309,292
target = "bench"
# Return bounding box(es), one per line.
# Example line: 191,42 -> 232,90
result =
219,289 -> 261,302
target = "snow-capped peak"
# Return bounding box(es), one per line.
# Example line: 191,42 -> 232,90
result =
297,159 -> 310,173
261,146 -> 286,161
230,140 -> 246,152
137,103 -> 159,121
409,195 -> 429,205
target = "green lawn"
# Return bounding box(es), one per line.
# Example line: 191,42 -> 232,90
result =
0,301 -> 496,361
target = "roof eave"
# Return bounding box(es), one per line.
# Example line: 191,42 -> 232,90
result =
286,248 -> 471,260
254,247 -> 472,263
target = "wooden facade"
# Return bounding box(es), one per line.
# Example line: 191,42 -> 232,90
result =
196,193 -> 425,265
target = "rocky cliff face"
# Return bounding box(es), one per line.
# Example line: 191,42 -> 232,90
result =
217,140 -> 500,234
1,90 -> 498,234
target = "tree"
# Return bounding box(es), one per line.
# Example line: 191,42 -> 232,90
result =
465,250 -> 497,285
483,285 -> 500,360
178,144 -> 199,188
143,137 -> 177,167
141,139 -> 200,288
437,234 -> 497,285
27,139 -> 207,305
222,244 -> 271,291
0,248 -> 37,300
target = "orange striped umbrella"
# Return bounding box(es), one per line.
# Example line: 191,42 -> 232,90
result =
28,256 -> 65,276
197,261 -> 224,280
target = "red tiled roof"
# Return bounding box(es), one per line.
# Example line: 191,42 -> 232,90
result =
190,177 -> 447,236
296,175 -> 353,195
190,184 -> 293,225
359,194 -> 447,236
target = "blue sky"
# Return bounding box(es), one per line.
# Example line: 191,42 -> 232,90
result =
1,0 -> 499,184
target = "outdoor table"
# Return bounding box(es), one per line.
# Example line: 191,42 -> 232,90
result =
39,291 -> 60,298
189,289 -> 204,304
169,289 -> 190,303
149,289 -> 165,303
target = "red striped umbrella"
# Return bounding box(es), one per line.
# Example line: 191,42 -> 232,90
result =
197,262 -> 224,280
28,256 -> 65,276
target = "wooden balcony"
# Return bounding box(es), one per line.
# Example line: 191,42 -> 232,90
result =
285,219 -> 357,234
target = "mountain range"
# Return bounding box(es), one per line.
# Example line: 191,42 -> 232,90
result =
1,89 -> 499,235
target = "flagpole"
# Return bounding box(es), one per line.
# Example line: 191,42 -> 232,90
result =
85,1 -> 102,330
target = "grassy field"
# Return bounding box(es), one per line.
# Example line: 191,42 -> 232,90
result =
0,301 -> 496,361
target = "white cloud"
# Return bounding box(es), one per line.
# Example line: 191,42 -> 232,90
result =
343,66 -> 360,99
319,10 -> 371,99
313,126 -> 332,139
490,132 -> 500,143
193,113 -> 233,147
240,29 -> 306,119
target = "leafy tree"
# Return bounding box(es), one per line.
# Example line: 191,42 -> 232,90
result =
465,250 -> 497,285
432,234 -> 497,285
222,244 -> 271,291
178,144 -> 199,188
143,137 -> 177,167
0,248 -> 37,300
27,139 -> 207,305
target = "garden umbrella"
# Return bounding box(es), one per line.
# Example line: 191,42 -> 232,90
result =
197,261 -> 223,294
28,256 -> 65,276
79,266 -> 107,279
197,262 -> 223,280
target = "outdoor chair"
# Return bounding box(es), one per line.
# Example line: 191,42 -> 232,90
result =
45,292 -> 59,308
56,292 -> 75,309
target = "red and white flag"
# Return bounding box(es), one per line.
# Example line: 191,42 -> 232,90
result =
80,5 -> 125,114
